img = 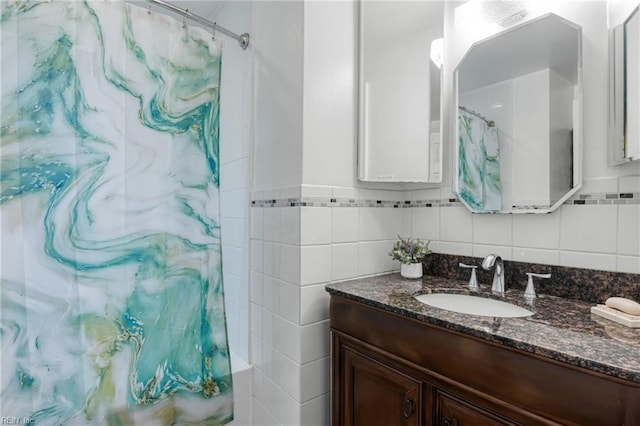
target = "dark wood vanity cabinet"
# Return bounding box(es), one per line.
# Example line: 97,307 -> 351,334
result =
330,296 -> 640,426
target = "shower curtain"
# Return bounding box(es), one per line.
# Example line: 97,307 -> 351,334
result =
0,1 -> 233,424
457,108 -> 502,211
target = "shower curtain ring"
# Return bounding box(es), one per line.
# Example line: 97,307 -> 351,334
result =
211,22 -> 217,41
182,9 -> 188,28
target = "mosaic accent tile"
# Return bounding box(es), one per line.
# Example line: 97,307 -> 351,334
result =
251,192 -> 640,208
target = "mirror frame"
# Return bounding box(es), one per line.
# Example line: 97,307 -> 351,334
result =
609,4 -> 640,166
453,13 -> 583,214
356,0 -> 444,183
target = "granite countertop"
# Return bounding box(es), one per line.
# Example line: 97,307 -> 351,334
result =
326,273 -> 640,384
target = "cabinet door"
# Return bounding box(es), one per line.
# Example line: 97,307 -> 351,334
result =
436,391 -> 516,426
342,345 -> 422,426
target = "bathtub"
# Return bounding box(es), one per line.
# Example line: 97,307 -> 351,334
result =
227,352 -> 253,425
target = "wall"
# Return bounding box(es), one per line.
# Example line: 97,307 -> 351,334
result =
250,1 -> 639,425
217,1 -> 253,366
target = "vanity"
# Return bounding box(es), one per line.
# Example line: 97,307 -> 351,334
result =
327,274 -> 640,425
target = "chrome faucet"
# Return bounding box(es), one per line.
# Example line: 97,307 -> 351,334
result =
481,254 -> 505,296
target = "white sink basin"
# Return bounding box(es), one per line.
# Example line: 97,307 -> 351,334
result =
415,293 -> 534,318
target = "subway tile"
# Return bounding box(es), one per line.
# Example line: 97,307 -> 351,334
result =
358,241 -> 383,276
512,247 -> 560,266
273,383 -> 301,426
222,246 -> 244,276
251,240 -> 264,273
559,251 -> 617,272
382,208 -> 404,240
619,175 -> 640,193
263,207 -> 281,243
379,240 -> 397,272
618,205 -> 640,256
222,218 -> 248,248
331,207 -> 359,243
472,214 -> 512,246
332,186 -> 360,199
560,205 -> 617,254
300,207 -> 332,245
300,283 -> 330,325
617,255 -> 640,274
438,241 -> 473,256
276,317 -> 301,363
300,357 -> 330,403
220,159 -> 249,191
301,185 -> 333,198
251,207 -> 264,240
252,361 -> 264,399
262,310 -> 274,347
440,207 -> 473,243
300,245 -> 332,285
401,208 -> 412,237
277,354 -> 301,401
358,207 -> 384,241
251,302 -> 263,338
262,276 -> 280,314
250,272 -> 263,304
279,244 -> 301,285
580,177 -> 618,194
300,320 -> 330,364
280,207 -> 300,245
221,189 -> 249,219
472,244 -> 513,261
263,242 -> 281,278
280,185 -> 302,199
223,272 -> 240,307
301,393 -> 330,426
407,188 -> 441,201
220,126 -> 250,166
331,243 -> 359,281
512,212 -> 561,249
279,281 -> 300,324
411,207 -> 440,241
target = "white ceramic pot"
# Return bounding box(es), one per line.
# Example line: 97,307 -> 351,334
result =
400,262 -> 423,279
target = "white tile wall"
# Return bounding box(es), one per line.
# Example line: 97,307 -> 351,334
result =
560,205 -> 618,253
331,208 -> 360,243
440,207 -> 473,242
331,243 -> 359,281
300,245 -> 332,285
618,205 -> 640,256
300,207 -> 332,245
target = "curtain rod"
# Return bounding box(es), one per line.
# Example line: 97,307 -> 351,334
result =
458,105 -> 495,128
146,0 -> 250,50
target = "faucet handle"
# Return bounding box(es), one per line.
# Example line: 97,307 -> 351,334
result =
524,272 -> 551,300
459,263 -> 479,292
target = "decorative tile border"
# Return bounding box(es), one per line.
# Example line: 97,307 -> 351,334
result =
251,197 -> 461,208
566,192 -> 640,205
251,192 -> 640,208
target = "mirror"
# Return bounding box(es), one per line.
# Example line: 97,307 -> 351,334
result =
357,1 -> 443,183
609,0 -> 640,165
454,13 -> 582,214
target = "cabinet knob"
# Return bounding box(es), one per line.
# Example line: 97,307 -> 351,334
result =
402,396 -> 414,419
443,419 -> 452,426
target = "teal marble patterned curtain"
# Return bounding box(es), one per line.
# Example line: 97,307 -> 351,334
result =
0,1 -> 233,424
457,108 -> 502,211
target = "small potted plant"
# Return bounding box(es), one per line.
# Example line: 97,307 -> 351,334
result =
389,235 -> 431,279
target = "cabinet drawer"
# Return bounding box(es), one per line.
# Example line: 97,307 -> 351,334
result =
436,391 -> 516,426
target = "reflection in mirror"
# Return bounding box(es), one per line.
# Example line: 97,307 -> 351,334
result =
357,1 -> 443,183
454,13 -> 582,214
609,1 -> 640,165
